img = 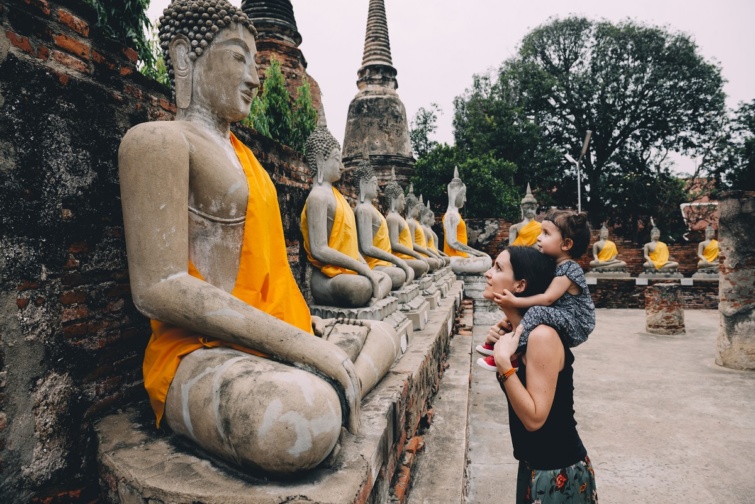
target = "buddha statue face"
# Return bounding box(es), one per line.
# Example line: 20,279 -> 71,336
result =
521,202 -> 537,220
317,146 -> 343,184
361,176 -> 378,201
651,228 -> 660,241
705,226 -> 715,240
600,226 -> 609,240
421,208 -> 434,226
455,188 -> 467,209
395,192 -> 406,213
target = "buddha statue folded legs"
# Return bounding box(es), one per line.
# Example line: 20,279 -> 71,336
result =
641,219 -> 680,275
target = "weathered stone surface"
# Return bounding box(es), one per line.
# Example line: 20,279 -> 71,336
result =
645,283 -> 685,335
716,191 -> 755,370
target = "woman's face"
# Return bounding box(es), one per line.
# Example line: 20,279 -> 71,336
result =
483,250 -> 521,300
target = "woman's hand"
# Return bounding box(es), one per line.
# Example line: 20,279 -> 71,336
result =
493,289 -> 523,309
493,328 -> 520,372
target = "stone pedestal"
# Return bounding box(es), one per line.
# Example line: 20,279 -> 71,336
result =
456,272 -> 487,300
716,191 -> 755,370
431,268 -> 453,298
392,284 -> 430,332
692,269 -> 719,280
645,283 -> 685,335
416,276 -> 441,310
586,269 -> 630,279
639,269 -> 683,279
310,296 -> 412,351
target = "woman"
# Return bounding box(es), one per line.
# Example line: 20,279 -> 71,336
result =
484,246 -> 598,503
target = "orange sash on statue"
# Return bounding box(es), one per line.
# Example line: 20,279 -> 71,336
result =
143,133 -> 313,427
412,218 -> 429,257
301,187 -> 361,277
597,240 -> 618,261
702,240 -> 718,263
393,217 -> 416,260
444,214 -> 469,258
512,219 -> 541,247
366,212 -> 392,268
649,241 -> 670,269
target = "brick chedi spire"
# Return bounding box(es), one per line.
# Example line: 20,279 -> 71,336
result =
342,0 -> 414,189
241,0 -> 321,111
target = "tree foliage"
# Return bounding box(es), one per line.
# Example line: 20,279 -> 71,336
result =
727,100 -> 755,190
410,103 -> 441,158
87,0 -> 154,70
139,24 -> 170,87
450,16 -> 729,240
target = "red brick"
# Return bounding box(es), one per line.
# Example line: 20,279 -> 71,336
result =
121,46 -> 138,63
159,98 -> 176,113
6,31 -> 34,55
22,0 -> 50,16
392,465 -> 412,502
59,290 -> 86,305
63,322 -> 89,338
92,49 -> 117,71
36,44 -> 49,60
52,50 -> 88,73
120,65 -> 134,77
405,435 -> 424,454
57,9 -> 89,37
62,305 -> 89,322
55,71 -> 69,86
123,83 -> 143,100
33,296 -> 45,307
53,33 -> 90,60
63,256 -> 80,270
16,298 -> 29,310
68,241 -> 90,253
17,280 -> 39,291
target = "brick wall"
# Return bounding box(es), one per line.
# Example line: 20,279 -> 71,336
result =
0,1 -> 317,500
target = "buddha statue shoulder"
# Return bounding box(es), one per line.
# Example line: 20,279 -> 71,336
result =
118,0 -> 390,475
300,110 -> 393,307
442,166 -> 492,274
509,183 -> 541,248
383,170 -> 430,279
642,218 -> 679,272
353,159 -> 415,289
589,224 -> 627,272
405,187 -> 443,271
696,224 -> 719,273
420,199 -> 451,266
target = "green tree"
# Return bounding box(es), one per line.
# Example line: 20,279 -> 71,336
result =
727,100 -> 755,190
289,80 -> 318,154
453,17 -> 728,233
410,103 -> 441,158
139,23 -> 170,87
87,0 -> 154,70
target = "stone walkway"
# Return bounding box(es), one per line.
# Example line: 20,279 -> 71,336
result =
410,309 -> 755,503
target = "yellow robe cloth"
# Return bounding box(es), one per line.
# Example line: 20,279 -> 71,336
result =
393,217 -> 416,260
511,219 -> 542,247
427,231 -> 437,251
597,240 -> 619,261
703,240 -> 719,263
301,187 -> 360,277
412,219 -> 429,257
444,214 -> 469,258
648,241 -> 670,269
366,212 -> 392,268
143,133 -> 313,427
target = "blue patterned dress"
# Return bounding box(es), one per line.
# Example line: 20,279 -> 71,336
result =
518,260 -> 595,349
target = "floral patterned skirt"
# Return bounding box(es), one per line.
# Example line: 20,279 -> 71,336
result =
516,455 -> 598,503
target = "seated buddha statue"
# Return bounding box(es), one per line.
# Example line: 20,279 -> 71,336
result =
353,159 -> 414,289
509,183 -> 541,247
443,167 -> 492,274
696,224 -> 719,273
642,219 -> 680,273
383,170 -> 431,280
405,189 -> 443,270
589,224 -> 627,272
118,0 -> 396,475
420,199 -> 451,266
300,111 -> 393,307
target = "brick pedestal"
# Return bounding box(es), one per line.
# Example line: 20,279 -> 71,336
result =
645,283 -> 686,335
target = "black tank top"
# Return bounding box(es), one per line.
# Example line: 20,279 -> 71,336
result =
504,338 -> 587,470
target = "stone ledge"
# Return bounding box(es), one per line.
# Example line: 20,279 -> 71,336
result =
96,282 -> 463,504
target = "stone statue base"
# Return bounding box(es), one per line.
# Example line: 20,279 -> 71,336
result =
586,268 -> 630,279
416,275 -> 441,309
692,269 -> 718,280
431,268 -> 454,298
392,283 -> 431,331
455,272 -> 487,301
638,268 -> 684,279
310,296 -> 412,350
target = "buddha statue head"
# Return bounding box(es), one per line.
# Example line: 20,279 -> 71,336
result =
650,217 -> 661,241
447,166 -> 466,209
384,168 -> 404,213
705,224 -> 715,240
420,199 -> 434,227
405,184 -> 420,219
159,0 -> 258,112
305,107 -> 342,185
599,223 -> 609,241
354,159 -> 378,203
520,183 -> 538,220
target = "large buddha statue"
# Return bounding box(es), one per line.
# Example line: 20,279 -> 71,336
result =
118,0 -> 395,475
589,224 -> 627,272
696,224 -> 719,274
443,167 -> 492,274
353,159 -> 414,289
420,199 -> 451,266
300,110 -> 393,308
384,171 -> 431,279
509,183 -> 541,247
405,189 -> 443,270
642,218 -> 680,274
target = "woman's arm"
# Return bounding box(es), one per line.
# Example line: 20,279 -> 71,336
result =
494,276 -> 572,309
494,325 -> 564,431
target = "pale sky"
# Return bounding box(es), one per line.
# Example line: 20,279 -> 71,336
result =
147,0 -> 755,174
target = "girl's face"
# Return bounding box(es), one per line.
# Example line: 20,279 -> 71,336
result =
484,251 -> 523,300
537,220 -> 568,258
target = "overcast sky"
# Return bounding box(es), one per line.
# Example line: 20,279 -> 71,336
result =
147,0 -> 755,174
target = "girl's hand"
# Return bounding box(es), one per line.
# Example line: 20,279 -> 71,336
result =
486,317 -> 513,344
493,289 -> 522,309
493,330 -> 519,372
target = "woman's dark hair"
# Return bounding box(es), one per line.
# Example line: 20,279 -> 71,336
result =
543,210 -> 591,259
507,246 -> 555,297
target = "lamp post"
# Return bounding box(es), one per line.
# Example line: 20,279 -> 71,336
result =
564,130 -> 592,213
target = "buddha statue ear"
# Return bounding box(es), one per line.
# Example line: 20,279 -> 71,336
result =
170,35 -> 193,110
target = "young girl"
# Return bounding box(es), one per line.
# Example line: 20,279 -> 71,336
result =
477,210 -> 595,370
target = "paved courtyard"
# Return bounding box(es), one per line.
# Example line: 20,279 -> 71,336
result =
412,308 -> 755,503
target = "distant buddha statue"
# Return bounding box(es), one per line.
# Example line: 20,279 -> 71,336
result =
300,110 -> 393,307
443,167 -> 492,274
589,224 -> 627,272
696,224 -> 719,274
642,218 -> 680,274
353,159 -> 414,289
118,0 -> 392,474
420,199 -> 451,266
384,170 -> 431,280
509,183 -> 541,247
405,187 -> 443,271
